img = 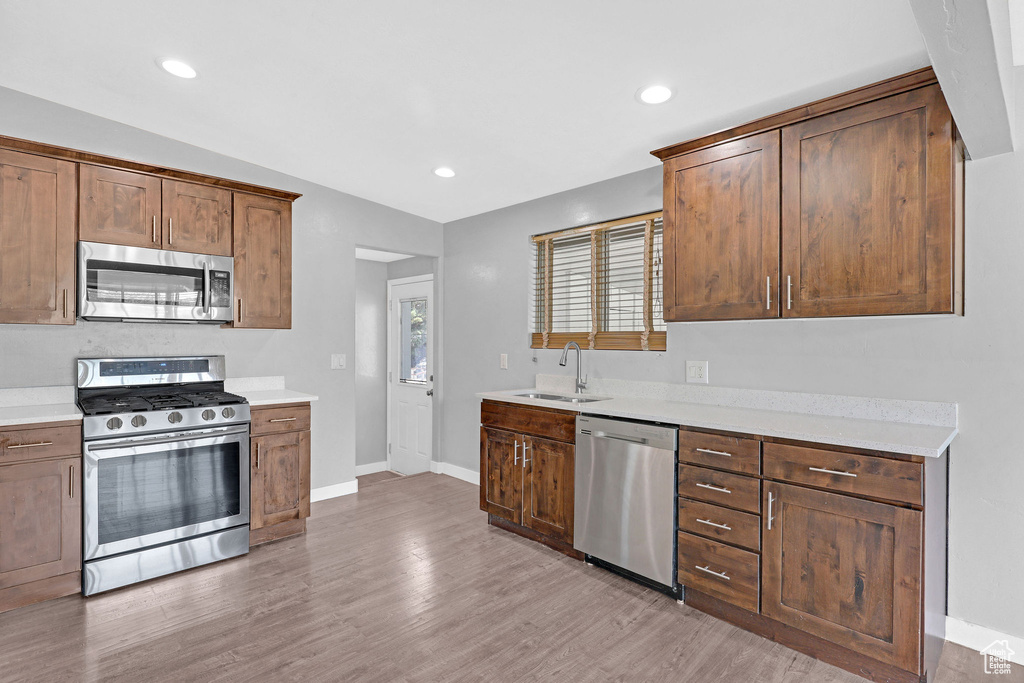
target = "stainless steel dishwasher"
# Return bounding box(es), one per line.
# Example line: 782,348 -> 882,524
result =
574,415 -> 679,595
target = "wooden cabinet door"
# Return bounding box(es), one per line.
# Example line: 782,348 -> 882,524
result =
662,130 -> 781,321
232,193 -> 292,329
0,458 -> 80,589
762,481 -> 922,673
161,180 -> 232,256
0,149 -> 76,325
251,431 -> 310,530
479,427 -> 521,524
79,165 -> 162,249
782,85 -> 955,317
522,436 -> 574,544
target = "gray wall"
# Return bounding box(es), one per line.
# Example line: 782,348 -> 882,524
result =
354,259 -> 388,467
0,86 -> 443,490
387,255 -> 435,281
442,76 -> 1024,640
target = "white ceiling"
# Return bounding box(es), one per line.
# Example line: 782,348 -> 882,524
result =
0,1 -> 929,223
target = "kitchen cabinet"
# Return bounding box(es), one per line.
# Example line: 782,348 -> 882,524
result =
232,193 -> 293,329
161,180 -> 233,256
653,68 -> 964,321
0,149 -> 76,325
79,165 -> 162,249
0,421 -> 82,613
250,402 -> 311,546
479,400 -> 577,556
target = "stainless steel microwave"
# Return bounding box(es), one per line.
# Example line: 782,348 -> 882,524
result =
77,242 -> 234,323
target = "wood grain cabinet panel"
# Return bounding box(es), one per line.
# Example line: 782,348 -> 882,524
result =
781,85 -> 957,317
0,423 -> 82,465
79,165 -> 162,248
677,531 -> 760,613
232,193 -> 292,329
250,403 -> 311,436
522,436 -> 573,544
251,430 -> 310,531
762,481 -> 922,673
678,463 -> 761,513
162,180 -> 232,256
662,131 -> 781,321
479,427 -> 522,525
677,429 -> 761,475
0,149 -> 76,325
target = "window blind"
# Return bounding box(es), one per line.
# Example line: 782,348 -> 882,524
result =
531,211 -> 665,351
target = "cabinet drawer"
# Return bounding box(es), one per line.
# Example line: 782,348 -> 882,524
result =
251,404 -> 311,436
678,463 -> 760,514
678,429 -> 760,475
481,400 -> 575,443
678,498 -> 760,552
763,443 -> 922,507
0,424 -> 81,464
677,531 -> 759,613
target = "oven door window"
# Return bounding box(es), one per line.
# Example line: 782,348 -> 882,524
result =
86,259 -> 204,307
97,441 -> 241,546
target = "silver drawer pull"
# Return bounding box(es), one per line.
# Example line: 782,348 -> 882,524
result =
695,448 -> 732,458
808,466 -> 857,478
695,482 -> 731,494
269,417 -> 298,423
8,441 -> 54,449
696,565 -> 730,581
696,518 -> 731,531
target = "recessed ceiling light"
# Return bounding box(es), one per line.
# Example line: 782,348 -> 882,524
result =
161,59 -> 197,79
433,167 -> 455,178
637,85 -> 673,105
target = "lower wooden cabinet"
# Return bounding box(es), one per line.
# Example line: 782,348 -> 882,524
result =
479,401 -> 577,555
0,422 -> 82,613
250,403 -> 311,545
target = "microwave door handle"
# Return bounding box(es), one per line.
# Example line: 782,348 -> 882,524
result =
202,262 -> 211,314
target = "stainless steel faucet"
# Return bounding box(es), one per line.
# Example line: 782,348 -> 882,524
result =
559,341 -> 588,394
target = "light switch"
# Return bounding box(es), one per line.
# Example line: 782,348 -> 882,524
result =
686,360 -> 708,384
331,353 -> 347,370
500,354 -> 508,370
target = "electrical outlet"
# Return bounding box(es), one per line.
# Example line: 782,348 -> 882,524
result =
331,353 -> 347,370
686,360 -> 708,384
500,353 -> 508,370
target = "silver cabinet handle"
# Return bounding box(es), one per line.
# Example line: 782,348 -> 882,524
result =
696,518 -> 731,531
767,491 -> 775,530
696,565 -> 730,581
269,417 -> 297,423
787,275 -> 792,310
695,482 -> 731,494
168,217 -> 173,245
522,441 -> 531,467
237,298 -> 243,323
809,466 -> 857,478
62,289 -> 68,319
256,442 -> 261,469
69,464 -> 75,499
513,440 -> 519,466
202,262 -> 210,314
153,216 -> 158,243
695,448 -> 732,458
8,441 -> 53,449
766,275 -> 771,309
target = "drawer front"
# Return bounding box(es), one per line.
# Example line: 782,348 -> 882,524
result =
677,531 -> 759,613
251,404 -> 311,436
678,498 -> 760,552
480,400 -> 575,443
0,424 -> 82,464
678,463 -> 760,514
763,442 -> 922,506
678,429 -> 760,475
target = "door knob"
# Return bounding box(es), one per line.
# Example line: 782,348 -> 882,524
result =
426,389 -> 434,397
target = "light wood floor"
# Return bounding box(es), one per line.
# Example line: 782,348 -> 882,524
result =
0,474 -> 1019,682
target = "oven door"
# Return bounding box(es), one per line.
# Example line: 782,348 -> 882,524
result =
83,425 -> 250,561
78,241 -> 234,323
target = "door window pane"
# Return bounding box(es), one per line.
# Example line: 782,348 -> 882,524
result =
400,298 -> 428,383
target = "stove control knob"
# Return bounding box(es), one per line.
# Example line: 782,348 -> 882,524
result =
106,417 -> 123,431
202,409 -> 217,421
131,415 -> 147,428
222,407 -> 236,420
167,411 -> 183,424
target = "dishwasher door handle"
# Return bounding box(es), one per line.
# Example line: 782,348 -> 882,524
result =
590,432 -> 648,445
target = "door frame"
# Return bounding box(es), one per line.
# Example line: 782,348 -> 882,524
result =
386,274 -> 435,472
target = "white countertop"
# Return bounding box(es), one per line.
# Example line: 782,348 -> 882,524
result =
0,403 -> 83,428
477,388 -> 957,458
239,389 -> 319,407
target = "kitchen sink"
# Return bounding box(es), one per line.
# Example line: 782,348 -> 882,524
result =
514,392 -> 609,404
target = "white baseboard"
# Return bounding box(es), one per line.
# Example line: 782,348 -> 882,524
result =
946,616 -> 1024,665
430,460 -> 480,486
310,480 -> 358,502
355,461 -> 388,477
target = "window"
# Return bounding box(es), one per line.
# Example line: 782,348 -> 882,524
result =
532,211 -> 665,351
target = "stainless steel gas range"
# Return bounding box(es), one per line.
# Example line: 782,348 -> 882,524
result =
77,355 -> 251,595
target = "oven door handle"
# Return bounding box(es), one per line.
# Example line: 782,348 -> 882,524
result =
86,425 -> 249,452
202,261 -> 211,314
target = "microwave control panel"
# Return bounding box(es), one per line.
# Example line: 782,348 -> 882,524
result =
209,271 -> 231,308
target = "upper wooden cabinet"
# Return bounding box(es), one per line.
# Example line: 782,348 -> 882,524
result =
663,131 -> 780,321
79,165 -> 162,249
232,193 -> 292,329
162,180 -> 232,256
654,69 -> 964,322
0,149 -> 76,325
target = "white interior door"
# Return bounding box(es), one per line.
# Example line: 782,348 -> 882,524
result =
388,277 -> 433,475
